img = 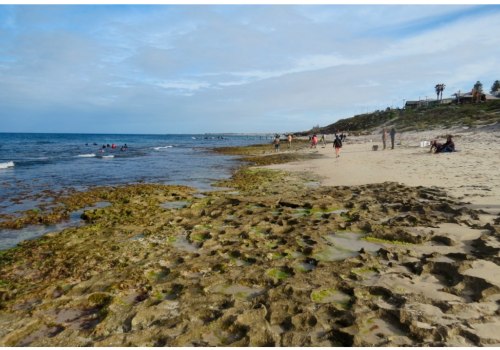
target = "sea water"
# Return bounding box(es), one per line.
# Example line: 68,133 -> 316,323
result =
0,133 -> 271,248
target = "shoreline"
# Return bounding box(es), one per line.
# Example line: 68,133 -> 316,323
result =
0,129 -> 499,346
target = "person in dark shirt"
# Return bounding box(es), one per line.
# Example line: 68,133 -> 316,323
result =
430,135 -> 455,153
333,134 -> 343,158
390,127 -> 396,149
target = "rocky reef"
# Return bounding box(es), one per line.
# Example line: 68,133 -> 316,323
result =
0,148 -> 499,346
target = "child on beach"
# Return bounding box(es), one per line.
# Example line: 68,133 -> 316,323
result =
287,134 -> 292,148
333,134 -> 342,157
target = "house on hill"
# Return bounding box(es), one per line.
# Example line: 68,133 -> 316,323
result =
405,98 -> 453,109
453,91 -> 499,104
405,92 -> 499,109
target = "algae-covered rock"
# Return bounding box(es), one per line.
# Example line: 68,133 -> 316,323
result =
131,300 -> 180,331
310,288 -> 351,309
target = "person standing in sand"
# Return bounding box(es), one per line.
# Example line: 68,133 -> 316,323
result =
287,134 -> 292,149
333,134 -> 342,158
390,127 -> 396,149
382,128 -> 387,150
273,134 -> 280,152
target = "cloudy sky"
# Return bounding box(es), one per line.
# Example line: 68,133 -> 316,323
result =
1,4 -> 499,134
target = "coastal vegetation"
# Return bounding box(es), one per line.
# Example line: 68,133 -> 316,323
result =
301,99 -> 500,135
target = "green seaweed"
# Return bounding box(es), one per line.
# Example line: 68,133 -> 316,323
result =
88,292 -> 113,308
266,268 -> 290,280
310,288 -> 351,309
190,232 -> 211,242
166,236 -> 177,244
363,236 -> 414,246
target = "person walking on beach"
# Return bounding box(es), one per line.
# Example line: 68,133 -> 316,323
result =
320,134 -> 326,147
273,134 -> 280,152
390,127 -> 396,149
333,134 -> 342,158
287,134 -> 293,149
382,128 -> 388,150
311,134 -> 318,148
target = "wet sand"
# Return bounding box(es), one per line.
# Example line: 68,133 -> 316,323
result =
0,127 -> 499,346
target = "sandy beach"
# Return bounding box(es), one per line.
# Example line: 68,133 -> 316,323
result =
269,126 -> 500,214
0,126 -> 499,346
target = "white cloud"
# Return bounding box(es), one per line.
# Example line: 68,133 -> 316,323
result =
1,5 -> 499,133
155,79 -> 211,91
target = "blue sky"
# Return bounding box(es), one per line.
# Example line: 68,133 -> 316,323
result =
1,5 -> 500,134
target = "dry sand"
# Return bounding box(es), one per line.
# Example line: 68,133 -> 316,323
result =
268,126 -> 500,216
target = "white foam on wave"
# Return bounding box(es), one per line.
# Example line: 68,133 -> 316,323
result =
153,145 -> 174,151
101,155 -> 114,158
76,153 -> 96,158
0,161 -> 15,169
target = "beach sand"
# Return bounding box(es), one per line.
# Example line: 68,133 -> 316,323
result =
268,127 -> 500,215
0,126 -> 499,346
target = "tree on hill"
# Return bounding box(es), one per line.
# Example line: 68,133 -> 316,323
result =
435,83 -> 445,100
491,80 -> 500,95
473,81 -> 483,103
473,81 -> 483,93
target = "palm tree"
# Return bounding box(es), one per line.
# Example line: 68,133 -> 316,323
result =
434,83 -> 446,100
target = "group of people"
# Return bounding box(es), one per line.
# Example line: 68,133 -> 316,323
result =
309,132 -> 346,149
273,127 -> 455,157
273,134 -> 294,152
98,143 -> 129,153
381,127 -> 397,150
309,133 -> 343,157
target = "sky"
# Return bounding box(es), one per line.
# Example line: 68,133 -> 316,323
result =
1,4 -> 500,134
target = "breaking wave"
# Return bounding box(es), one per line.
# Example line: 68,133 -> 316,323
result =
153,145 -> 174,151
0,161 -> 15,169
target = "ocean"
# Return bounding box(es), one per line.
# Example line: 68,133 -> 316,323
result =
0,133 -> 271,249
